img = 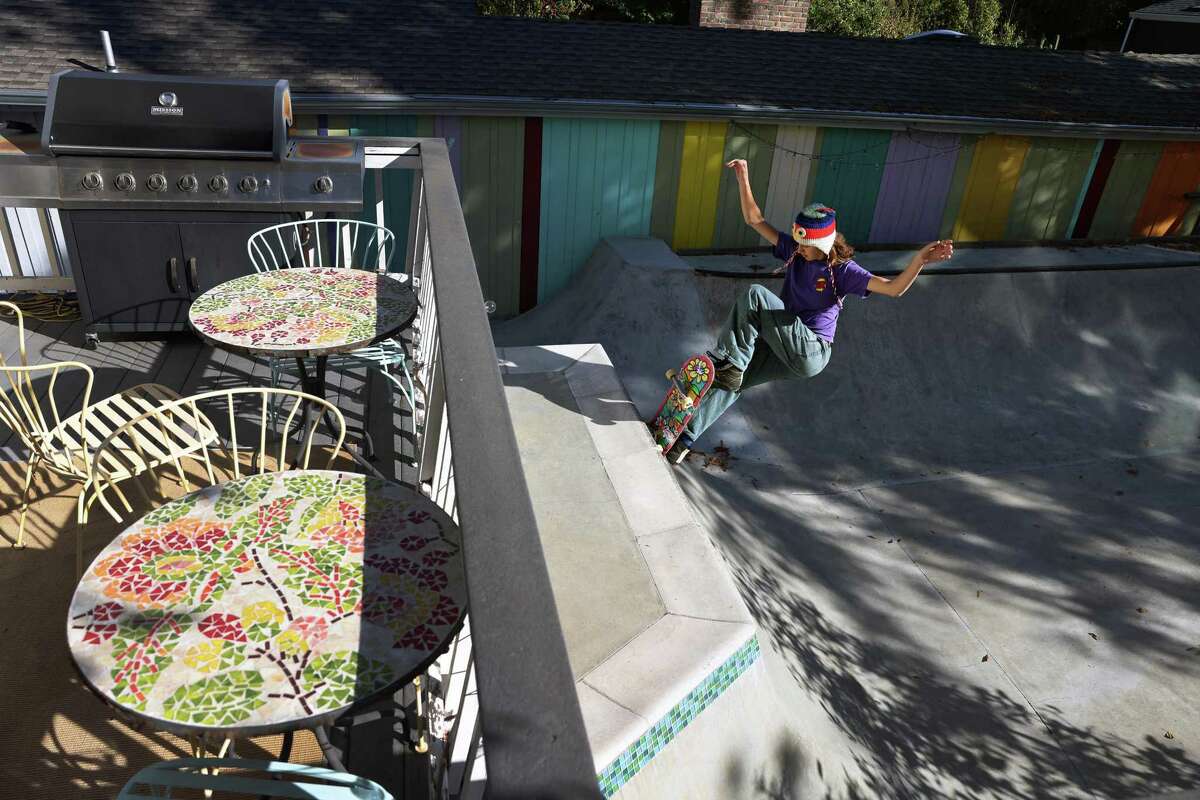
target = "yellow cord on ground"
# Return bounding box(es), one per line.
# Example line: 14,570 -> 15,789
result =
0,293 -> 81,322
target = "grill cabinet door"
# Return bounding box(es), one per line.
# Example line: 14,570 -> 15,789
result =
179,216 -> 286,297
69,221 -> 189,329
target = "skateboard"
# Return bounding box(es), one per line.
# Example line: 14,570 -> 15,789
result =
649,354 -> 715,455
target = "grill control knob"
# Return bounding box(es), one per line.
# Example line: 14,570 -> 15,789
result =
178,174 -> 198,192
114,172 -> 136,192
208,175 -> 229,193
81,172 -> 103,190
314,176 -> 334,194
147,173 -> 168,192
238,176 -> 259,194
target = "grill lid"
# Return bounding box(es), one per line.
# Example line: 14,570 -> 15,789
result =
42,70 -> 292,160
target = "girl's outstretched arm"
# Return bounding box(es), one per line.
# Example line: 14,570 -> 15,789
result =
867,240 -> 954,298
726,159 -> 779,245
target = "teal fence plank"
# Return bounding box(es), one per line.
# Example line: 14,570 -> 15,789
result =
538,118 -> 659,303
809,128 -> 891,245
350,115 -> 417,267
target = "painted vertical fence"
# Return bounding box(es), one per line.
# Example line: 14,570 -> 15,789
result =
521,117 -> 544,312
672,121 -> 727,250
762,126 -> 819,232
939,135 -> 979,240
712,123 -> 777,249
650,121 -> 684,243
1072,140 -> 1120,238
1087,141 -> 1163,239
350,115 -> 420,260
433,116 -> 464,193
1005,138 -> 1098,240
951,135 -> 1031,241
1065,141 -> 1104,238
1134,142 -> 1200,237
868,131 -> 960,244
809,128 -> 891,244
536,118 -> 659,303
460,117 -> 525,318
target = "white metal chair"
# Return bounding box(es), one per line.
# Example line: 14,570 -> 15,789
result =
246,219 -> 417,425
0,301 -> 216,566
117,758 -> 393,799
87,387 -> 346,525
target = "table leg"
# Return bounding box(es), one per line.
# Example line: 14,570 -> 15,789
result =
292,356 -> 339,453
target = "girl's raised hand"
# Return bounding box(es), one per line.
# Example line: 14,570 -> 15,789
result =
920,239 -> 954,264
725,159 -> 749,180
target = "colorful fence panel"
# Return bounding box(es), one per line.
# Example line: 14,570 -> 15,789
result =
809,128 -> 891,244
951,135 -> 1031,241
938,135 -> 979,240
460,117 -> 525,318
350,115 -> 420,261
672,121 -> 727,250
537,118 -> 659,302
762,126 -> 819,235
1006,138 -> 1098,241
712,123 -> 777,249
1134,142 -> 1200,237
869,131 -> 959,244
1087,141 -> 1163,240
650,122 -> 684,243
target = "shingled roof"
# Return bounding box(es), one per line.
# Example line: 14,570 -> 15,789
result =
2,0 -> 1199,133
1132,0 -> 1200,17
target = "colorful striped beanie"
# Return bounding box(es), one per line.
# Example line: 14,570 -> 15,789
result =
792,203 -> 837,254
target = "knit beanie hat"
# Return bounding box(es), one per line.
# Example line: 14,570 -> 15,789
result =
792,203 -> 837,254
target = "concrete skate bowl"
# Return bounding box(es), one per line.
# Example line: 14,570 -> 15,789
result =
494,237 -> 1200,799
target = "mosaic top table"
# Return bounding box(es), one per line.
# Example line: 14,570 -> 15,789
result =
67,470 -> 465,739
187,267 -> 418,400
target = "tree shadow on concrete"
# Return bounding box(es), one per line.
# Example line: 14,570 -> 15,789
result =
729,559 -> 1200,799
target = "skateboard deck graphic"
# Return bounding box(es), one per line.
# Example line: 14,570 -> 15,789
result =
650,354 -> 715,454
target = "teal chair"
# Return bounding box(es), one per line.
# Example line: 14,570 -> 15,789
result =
246,219 -> 418,457
117,758 -> 393,799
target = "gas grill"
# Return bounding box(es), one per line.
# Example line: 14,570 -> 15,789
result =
0,68 -> 365,346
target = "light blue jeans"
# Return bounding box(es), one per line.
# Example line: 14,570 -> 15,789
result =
685,284 -> 832,443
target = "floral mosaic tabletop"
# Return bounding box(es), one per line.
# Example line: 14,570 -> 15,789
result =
68,470 -> 464,737
189,268 -> 418,358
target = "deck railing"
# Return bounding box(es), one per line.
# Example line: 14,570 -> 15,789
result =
387,137 -> 599,798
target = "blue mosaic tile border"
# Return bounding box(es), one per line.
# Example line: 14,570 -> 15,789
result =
595,636 -> 761,798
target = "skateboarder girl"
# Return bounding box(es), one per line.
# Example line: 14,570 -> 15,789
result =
667,158 -> 954,464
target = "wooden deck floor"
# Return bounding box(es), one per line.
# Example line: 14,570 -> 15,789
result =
0,314 -> 429,798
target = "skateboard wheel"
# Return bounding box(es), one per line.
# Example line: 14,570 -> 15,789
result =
665,369 -> 677,381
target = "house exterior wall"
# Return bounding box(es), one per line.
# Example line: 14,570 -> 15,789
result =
290,113 -> 1200,318
692,0 -> 811,32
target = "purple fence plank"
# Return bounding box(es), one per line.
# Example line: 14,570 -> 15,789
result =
434,116 -> 463,193
869,132 -> 960,243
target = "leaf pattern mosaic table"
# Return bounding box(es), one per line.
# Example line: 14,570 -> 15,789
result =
67,471 -> 464,737
188,268 -> 418,358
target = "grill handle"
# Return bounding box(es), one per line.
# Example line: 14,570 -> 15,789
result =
167,257 -> 181,293
187,257 -> 199,293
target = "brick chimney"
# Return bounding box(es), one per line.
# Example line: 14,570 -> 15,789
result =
691,0 -> 811,32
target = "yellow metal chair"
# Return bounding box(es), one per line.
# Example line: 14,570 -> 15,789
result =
87,387 -> 346,525
0,301 -> 212,567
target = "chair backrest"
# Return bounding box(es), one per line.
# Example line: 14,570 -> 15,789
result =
0,301 -> 96,467
118,758 -> 394,799
89,387 -> 347,523
247,219 -> 398,274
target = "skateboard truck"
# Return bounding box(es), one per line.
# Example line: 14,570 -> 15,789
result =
665,369 -> 695,408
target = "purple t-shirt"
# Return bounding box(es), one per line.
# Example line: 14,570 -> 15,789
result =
773,234 -> 874,343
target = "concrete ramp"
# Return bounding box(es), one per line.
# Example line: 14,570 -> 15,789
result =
495,238 -> 1200,799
